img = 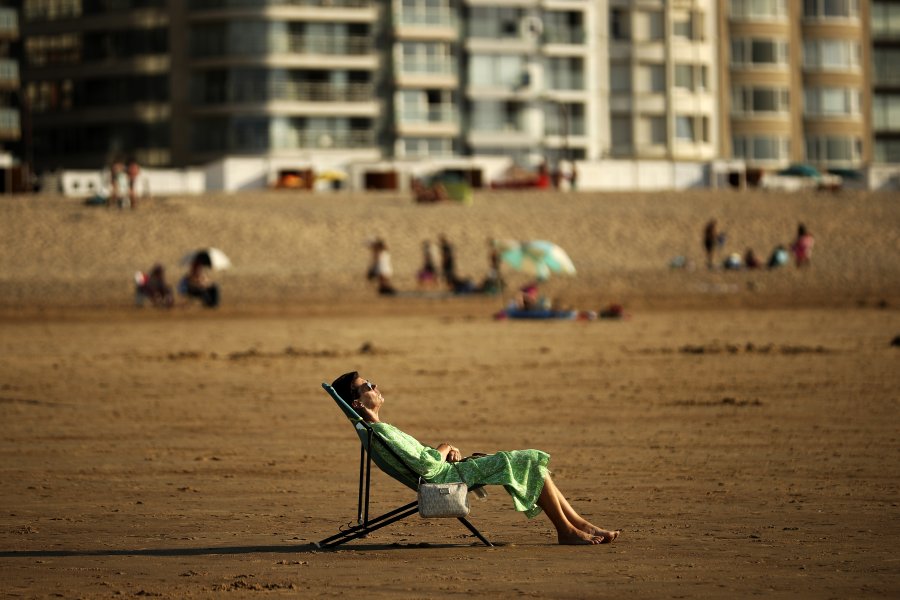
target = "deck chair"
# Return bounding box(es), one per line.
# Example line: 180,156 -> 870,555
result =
316,383 -> 492,548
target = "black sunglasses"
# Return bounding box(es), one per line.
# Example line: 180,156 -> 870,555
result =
351,380 -> 376,400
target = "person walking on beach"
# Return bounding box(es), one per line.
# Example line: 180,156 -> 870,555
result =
417,239 -> 440,288
126,158 -> 142,209
332,371 -> 621,545
439,234 -> 458,289
791,224 -> 815,268
109,160 -> 130,209
703,219 -> 718,269
367,238 -> 396,295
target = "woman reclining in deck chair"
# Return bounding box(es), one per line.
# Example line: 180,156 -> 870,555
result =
332,371 -> 621,546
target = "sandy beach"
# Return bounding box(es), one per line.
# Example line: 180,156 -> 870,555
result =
1,189 -> 899,598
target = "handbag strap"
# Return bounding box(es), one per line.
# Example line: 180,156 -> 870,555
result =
418,463 -> 465,488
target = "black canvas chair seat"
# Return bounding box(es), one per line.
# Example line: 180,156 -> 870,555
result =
316,383 -> 492,548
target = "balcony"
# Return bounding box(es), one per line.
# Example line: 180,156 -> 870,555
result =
191,0 -> 373,8
287,34 -> 371,56
287,128 -> 375,149
394,7 -> 456,28
396,105 -> 459,136
543,27 -> 586,46
398,104 -> 456,125
396,55 -> 456,76
197,81 -> 374,105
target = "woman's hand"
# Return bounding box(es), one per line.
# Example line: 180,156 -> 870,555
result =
437,443 -> 462,463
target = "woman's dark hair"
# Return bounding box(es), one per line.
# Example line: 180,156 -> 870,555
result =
332,371 -> 359,405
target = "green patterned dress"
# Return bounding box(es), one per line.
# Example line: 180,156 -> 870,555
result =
370,422 -> 551,518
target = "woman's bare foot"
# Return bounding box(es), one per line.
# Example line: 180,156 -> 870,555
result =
578,525 -> 621,543
557,528 -> 605,545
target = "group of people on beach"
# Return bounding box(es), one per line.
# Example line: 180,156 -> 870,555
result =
366,234 -> 502,296
106,158 -> 143,210
702,220 -> 815,271
135,251 -> 220,309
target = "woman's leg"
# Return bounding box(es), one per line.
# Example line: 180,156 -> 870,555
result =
537,475 -> 606,545
552,487 -> 620,543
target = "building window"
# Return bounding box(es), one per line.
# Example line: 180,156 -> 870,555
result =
471,100 -> 524,132
675,115 -> 709,143
733,135 -> 790,161
675,64 -> 708,92
638,115 -> 666,145
397,89 -> 455,124
673,11 -> 705,41
468,6 -> 526,39
804,87 -> 861,117
610,8 -> 631,41
731,38 -> 789,67
611,115 -> 632,146
635,10 -> 665,41
400,41 -> 455,76
872,95 -> 900,131
543,10 -> 585,45
637,63 -> 665,93
732,86 -> 790,114
401,138 -> 454,158
803,39 -> 861,71
803,0 -> 859,19
805,135 -> 862,163
872,1 -> 900,36
610,63 -> 631,93
874,139 -> 900,163
25,33 -> 81,67
729,0 -> 788,19
544,103 -> 585,136
547,57 -> 584,91
469,54 -> 526,88
873,48 -> 900,86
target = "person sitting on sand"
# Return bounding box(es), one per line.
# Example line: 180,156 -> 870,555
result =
332,371 -> 621,545
180,254 -> 220,308
135,263 -> 173,308
515,282 -> 547,311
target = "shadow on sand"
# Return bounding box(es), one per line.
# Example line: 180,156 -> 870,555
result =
0,541 -> 503,558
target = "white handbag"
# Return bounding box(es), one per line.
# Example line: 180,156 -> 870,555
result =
417,476 -> 470,518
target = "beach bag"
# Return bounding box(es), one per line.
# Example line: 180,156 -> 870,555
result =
417,479 -> 469,518
417,464 -> 470,519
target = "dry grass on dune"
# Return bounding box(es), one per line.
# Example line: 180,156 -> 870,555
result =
0,188 -> 898,311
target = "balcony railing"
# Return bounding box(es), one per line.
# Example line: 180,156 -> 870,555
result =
396,57 -> 457,76
287,34 -> 372,55
394,8 -> 456,28
544,28 -> 586,45
277,128 -> 375,149
397,105 -> 457,125
191,0 -> 373,8
26,0 -> 168,20
199,81 -> 374,104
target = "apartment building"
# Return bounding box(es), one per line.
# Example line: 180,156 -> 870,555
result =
607,0 -> 718,162
720,0 -> 870,170
21,0 -> 598,175
19,0 -> 886,185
